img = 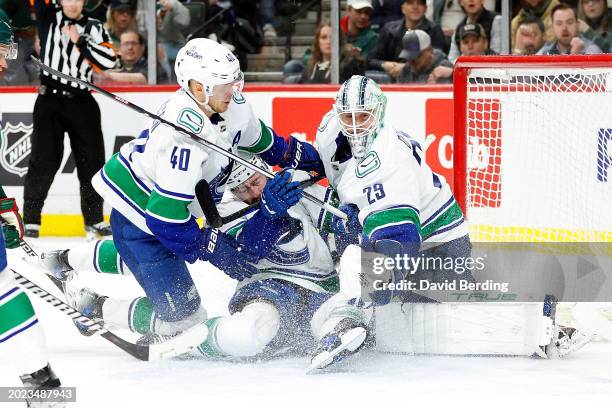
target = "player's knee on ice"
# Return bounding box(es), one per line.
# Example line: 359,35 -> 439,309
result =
216,302 -> 280,357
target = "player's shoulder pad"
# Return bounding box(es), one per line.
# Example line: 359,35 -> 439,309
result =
163,90 -> 208,137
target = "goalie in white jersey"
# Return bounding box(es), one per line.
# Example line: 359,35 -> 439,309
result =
308,75 -> 473,370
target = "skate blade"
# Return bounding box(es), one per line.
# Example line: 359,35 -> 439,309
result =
307,327 -> 367,373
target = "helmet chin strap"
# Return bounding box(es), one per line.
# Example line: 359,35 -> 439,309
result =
185,88 -> 217,115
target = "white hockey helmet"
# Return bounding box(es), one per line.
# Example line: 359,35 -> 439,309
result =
333,75 -> 387,159
175,38 -> 244,105
226,153 -> 269,191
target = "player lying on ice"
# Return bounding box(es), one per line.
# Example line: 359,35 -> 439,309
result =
79,36 -> 340,353
32,153 -> 358,359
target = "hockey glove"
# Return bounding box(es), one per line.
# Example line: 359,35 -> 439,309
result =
0,197 -> 24,249
260,171 -> 303,220
331,204 -> 361,235
200,227 -> 259,281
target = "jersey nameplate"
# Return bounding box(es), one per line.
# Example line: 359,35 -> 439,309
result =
355,151 -> 380,178
177,108 -> 204,134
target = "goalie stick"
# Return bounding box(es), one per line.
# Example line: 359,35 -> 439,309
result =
195,175 -> 325,228
16,240 -> 207,361
30,57 -> 347,221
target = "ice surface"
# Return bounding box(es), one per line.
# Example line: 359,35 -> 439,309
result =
2,238 -> 611,408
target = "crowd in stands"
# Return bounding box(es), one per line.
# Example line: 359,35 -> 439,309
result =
1,0 -> 612,86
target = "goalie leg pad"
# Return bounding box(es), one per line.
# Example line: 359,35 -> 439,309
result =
375,302 -> 555,356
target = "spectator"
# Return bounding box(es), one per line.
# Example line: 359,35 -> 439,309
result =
397,29 -> 453,83
513,13 -> 546,54
85,0 -> 110,21
537,3 -> 602,54
341,0 -> 379,58
300,21 -> 333,83
297,21 -> 366,84
447,0 -> 501,63
0,0 -> 38,85
512,0 -> 560,49
284,0 -> 377,82
259,0 -> 278,38
369,0 -> 446,81
95,30 -> 169,85
579,0 -> 612,52
105,0 -> 137,46
456,23 -> 497,57
427,0 -> 495,39
371,0 -> 404,31
24,0 -> 117,238
157,0 -> 190,69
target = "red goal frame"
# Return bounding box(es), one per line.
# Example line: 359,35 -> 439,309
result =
452,54 -> 612,217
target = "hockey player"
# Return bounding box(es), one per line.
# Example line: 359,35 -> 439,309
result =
0,11 -> 65,407
89,38 -> 307,349
306,75 -> 472,370
36,154 -> 347,358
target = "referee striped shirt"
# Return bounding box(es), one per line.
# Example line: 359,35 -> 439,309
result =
32,0 -> 117,92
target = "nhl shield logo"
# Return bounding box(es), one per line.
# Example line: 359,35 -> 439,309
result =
1,121 -> 32,177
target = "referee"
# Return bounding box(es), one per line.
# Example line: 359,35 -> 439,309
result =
23,0 -> 117,238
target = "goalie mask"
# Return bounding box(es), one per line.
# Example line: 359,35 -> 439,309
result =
175,38 -> 244,109
333,75 -> 386,159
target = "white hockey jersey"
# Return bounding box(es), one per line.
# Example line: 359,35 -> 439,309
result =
216,171 -> 339,293
315,110 -> 468,244
92,89 -> 274,234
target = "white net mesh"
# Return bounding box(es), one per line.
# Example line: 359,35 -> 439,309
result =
464,67 -> 612,244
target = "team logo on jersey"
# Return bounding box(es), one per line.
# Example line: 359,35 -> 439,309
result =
355,151 -> 380,178
0,121 -> 32,177
177,108 -> 204,134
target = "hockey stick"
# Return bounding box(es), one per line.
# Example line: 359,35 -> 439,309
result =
195,175 -> 325,228
30,57 -> 347,221
15,240 -> 207,361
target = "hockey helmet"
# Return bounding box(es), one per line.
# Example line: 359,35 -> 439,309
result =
226,153 -> 269,191
175,38 -> 244,106
333,75 -> 386,159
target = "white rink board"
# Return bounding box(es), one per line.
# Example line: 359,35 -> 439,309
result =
0,87 -> 450,215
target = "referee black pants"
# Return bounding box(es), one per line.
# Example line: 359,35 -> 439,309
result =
23,93 -> 105,227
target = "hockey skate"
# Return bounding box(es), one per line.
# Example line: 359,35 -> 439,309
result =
85,221 -> 112,240
19,364 -> 66,408
539,295 -> 591,358
308,318 -> 368,372
64,278 -> 107,337
545,326 -> 592,358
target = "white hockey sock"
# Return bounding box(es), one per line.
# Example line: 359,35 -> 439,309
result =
0,269 -> 49,375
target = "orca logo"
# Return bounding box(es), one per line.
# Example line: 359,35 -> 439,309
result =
1,117 -> 32,178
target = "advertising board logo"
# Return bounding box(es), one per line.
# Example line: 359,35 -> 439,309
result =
0,113 -> 33,184
1,121 -> 31,177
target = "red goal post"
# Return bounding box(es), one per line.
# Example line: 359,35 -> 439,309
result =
452,55 -> 612,243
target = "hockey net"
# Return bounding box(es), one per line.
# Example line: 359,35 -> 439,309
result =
453,55 -> 612,332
